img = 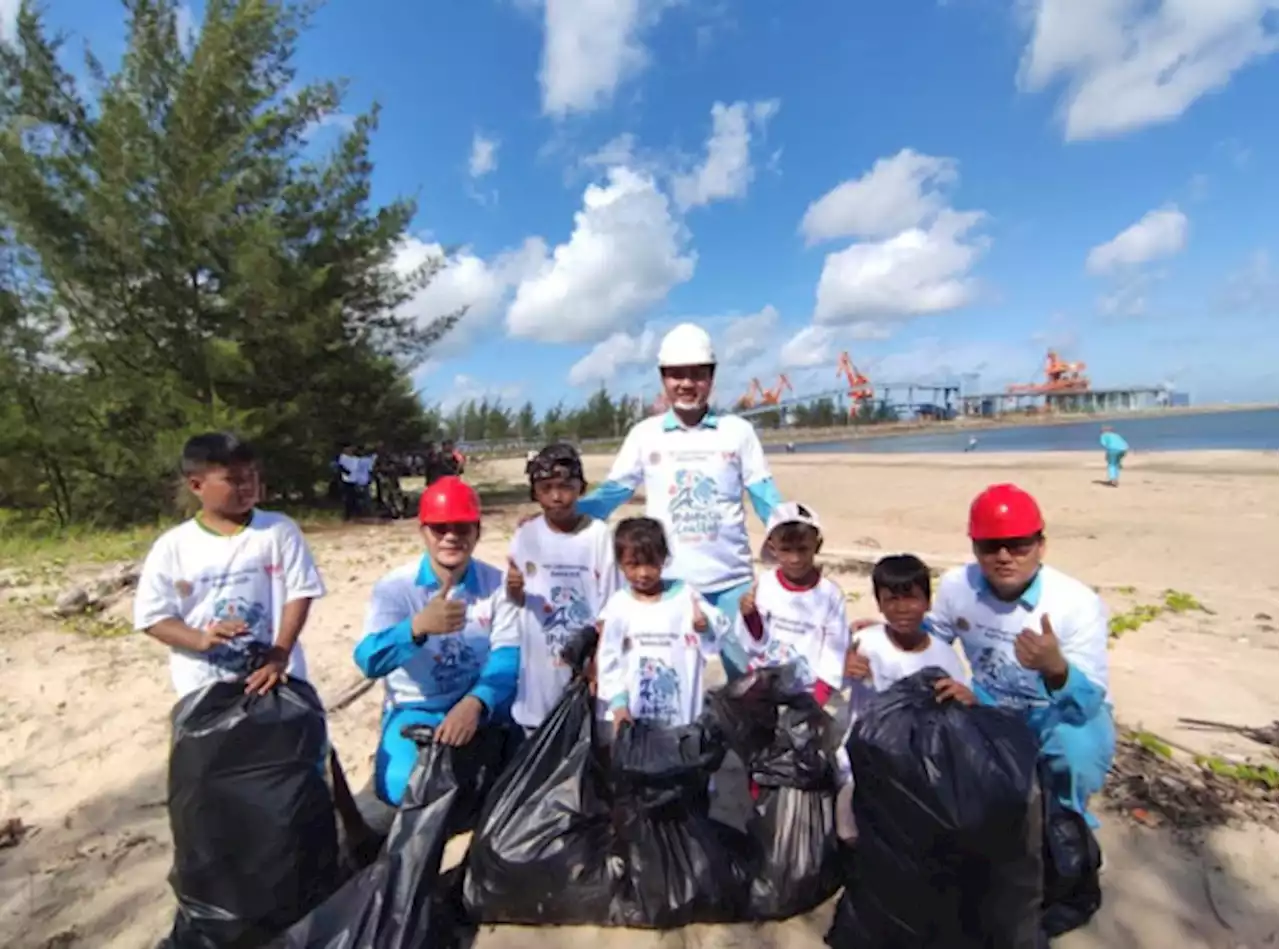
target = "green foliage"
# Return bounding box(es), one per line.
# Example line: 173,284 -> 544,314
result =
1162,589 -> 1207,613
0,1 -> 458,527
1132,730 -> 1174,759
1195,755 -> 1279,790
1108,604 -> 1163,638
438,386 -> 649,443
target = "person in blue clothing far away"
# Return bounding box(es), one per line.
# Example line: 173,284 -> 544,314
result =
575,322 -> 784,680
1099,425 -> 1129,487
352,476 -> 521,824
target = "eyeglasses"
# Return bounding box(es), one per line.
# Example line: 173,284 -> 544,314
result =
974,535 -> 1041,557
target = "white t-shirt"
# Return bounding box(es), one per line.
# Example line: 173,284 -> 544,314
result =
929,563 -> 1110,711
134,511 -> 326,698
337,453 -> 360,484
508,516 -> 621,728
363,558 -> 522,711
597,582 -> 729,727
354,455 -> 375,487
605,413 -> 773,593
738,570 -> 850,691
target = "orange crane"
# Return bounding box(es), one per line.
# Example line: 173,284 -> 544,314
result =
1005,349 -> 1090,394
738,378 -> 766,409
760,374 -> 792,406
836,351 -> 874,413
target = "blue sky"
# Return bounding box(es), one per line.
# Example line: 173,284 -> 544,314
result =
10,0 -> 1279,408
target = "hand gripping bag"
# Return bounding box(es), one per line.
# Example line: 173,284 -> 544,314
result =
462,628 -> 617,925
705,665 -> 842,920
161,679 -> 340,949
276,723 -> 517,949
827,669 -> 1043,949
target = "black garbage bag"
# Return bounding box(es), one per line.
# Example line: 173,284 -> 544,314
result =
705,665 -> 842,920
609,719 -> 753,928
462,667 -> 616,922
276,722 -> 518,949
161,679 -> 340,949
827,669 -> 1043,949
1040,764 -> 1103,939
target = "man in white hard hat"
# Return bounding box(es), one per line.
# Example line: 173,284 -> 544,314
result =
577,322 -> 784,678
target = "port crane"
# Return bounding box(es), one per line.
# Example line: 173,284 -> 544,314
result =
1006,350 -> 1090,395
836,351 -> 875,415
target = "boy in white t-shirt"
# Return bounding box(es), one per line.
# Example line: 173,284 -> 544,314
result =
838,553 -> 973,841
506,444 -> 621,734
134,432 -> 327,698
736,502 -> 849,706
597,518 -> 729,729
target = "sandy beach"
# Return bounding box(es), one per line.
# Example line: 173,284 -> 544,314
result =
1,449 -> 1276,948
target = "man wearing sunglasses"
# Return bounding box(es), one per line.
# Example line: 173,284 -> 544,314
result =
929,483 -> 1115,829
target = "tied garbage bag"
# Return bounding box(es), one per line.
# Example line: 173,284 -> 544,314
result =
827,669 -> 1043,949
462,629 -> 616,925
706,665 -> 842,920
465,627 -> 752,929
1039,763 -> 1103,940
161,679 -> 340,949
277,723 -> 518,949
610,719 -> 753,928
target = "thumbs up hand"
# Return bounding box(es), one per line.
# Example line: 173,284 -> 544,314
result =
739,579 -> 759,619
844,640 -> 872,683
411,572 -> 467,641
1014,614 -> 1067,679
505,558 -> 526,606
691,590 -> 709,634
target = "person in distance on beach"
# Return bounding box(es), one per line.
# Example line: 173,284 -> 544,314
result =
1099,425 -> 1129,487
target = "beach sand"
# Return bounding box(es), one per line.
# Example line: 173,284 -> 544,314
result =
0,449 -> 1276,948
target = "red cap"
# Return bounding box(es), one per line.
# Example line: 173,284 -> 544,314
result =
968,484 -> 1044,540
418,476 -> 481,525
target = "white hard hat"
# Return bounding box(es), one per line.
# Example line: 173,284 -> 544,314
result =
657,323 -> 716,368
760,501 -> 823,563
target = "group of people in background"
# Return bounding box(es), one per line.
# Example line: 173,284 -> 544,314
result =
333,439 -> 466,521
135,321 -> 1119,897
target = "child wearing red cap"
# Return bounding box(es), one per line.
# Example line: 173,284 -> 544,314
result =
929,483 -> 1115,829
353,476 -> 523,818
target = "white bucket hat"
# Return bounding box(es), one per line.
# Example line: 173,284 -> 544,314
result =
760,501 -> 823,563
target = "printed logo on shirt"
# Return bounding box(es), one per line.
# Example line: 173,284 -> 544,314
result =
174,579 -> 194,598
649,451 -> 662,464
721,451 -> 737,462
955,617 -> 971,631
430,636 -> 480,691
264,563 -> 283,578
667,469 -> 721,542
969,644 -> 1042,708
621,636 -> 633,653
636,658 -> 681,725
544,585 -> 593,631
203,596 -> 268,671
525,562 -> 537,577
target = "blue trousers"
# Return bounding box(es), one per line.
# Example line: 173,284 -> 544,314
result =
705,579 -> 754,681
1106,450 -> 1126,483
1036,705 -> 1117,828
373,701 -> 514,806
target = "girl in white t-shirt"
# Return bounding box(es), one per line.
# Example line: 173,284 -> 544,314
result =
507,444 -> 621,733
838,554 -> 974,841
597,518 -> 729,728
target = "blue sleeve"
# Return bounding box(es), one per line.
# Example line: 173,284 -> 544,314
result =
468,645 -> 520,716
577,479 -> 636,520
1040,662 -> 1105,725
353,619 -> 418,679
745,477 -> 783,524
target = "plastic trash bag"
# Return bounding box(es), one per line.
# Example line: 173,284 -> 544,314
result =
465,627 -> 752,929
705,665 -> 842,920
1040,765 -> 1103,939
161,679 -> 340,949
462,636 -> 616,926
827,669 -> 1044,949
610,719 -> 753,928
276,722 -> 518,949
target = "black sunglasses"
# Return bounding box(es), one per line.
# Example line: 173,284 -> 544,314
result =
974,535 -> 1042,557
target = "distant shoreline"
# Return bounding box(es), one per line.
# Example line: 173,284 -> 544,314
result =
752,402 -> 1278,449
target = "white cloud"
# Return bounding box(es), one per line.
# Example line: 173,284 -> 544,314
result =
718,305 -> 779,364
468,132 -> 499,178
779,325 -> 837,369
506,166 -> 696,343
1017,0 -> 1279,141
538,0 -> 672,117
672,99 -> 780,211
1086,207 -> 1188,274
0,0 -> 20,44
567,326 -> 660,386
437,373 -> 523,414
813,209 -> 988,325
394,236 -> 546,358
1217,250 -> 1278,314
799,149 -> 958,245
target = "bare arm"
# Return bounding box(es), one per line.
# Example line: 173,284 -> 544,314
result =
275,598 -> 313,655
